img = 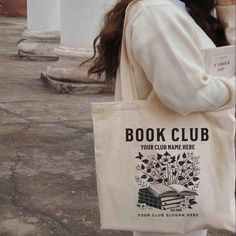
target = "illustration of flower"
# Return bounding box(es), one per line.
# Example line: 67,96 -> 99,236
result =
137,203 -> 147,209
159,154 -> 172,165
189,162 -> 200,177
170,163 -> 178,169
135,151 -> 200,211
136,164 -> 142,171
191,156 -> 200,164
179,201 -> 189,209
192,163 -> 200,171
193,171 -> 200,177
185,196 -> 193,201
150,168 -> 159,178
177,165 -> 191,177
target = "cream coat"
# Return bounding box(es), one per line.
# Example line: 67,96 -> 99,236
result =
113,0 -> 235,235
114,0 -> 235,116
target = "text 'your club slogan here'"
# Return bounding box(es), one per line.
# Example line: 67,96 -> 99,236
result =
125,128 -> 210,151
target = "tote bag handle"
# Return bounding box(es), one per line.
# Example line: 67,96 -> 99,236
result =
120,0 -> 140,101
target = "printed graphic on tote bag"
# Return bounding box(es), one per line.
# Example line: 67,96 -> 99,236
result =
135,151 -> 200,211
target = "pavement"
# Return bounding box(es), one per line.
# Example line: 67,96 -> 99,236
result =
0,17 -> 234,236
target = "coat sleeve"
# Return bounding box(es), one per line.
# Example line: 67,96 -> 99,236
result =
130,5 -> 235,115
216,5 -> 236,45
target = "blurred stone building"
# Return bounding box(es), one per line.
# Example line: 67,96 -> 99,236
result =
16,0 -> 116,94
0,0 -> 27,17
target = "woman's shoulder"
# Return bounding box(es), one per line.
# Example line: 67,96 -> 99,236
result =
127,0 -> 192,25
141,0 -> 173,7
127,0 -> 199,50
126,0 -> 169,21
130,0 -> 172,8
128,0 -> 184,13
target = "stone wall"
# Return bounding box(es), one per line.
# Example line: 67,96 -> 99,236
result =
0,0 -> 27,17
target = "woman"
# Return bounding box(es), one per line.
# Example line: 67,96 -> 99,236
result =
85,0 -> 235,235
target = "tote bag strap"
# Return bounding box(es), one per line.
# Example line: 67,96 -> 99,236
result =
120,0 -> 140,101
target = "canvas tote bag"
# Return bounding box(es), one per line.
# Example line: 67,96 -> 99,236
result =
91,0 -> 235,233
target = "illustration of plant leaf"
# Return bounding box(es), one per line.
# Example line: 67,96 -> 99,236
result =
178,176 -> 185,181
142,159 -> 149,164
147,177 -> 154,182
189,172 -> 194,177
141,164 -> 145,170
141,175 -> 147,179
183,153 -> 187,159
157,153 -> 162,160
147,169 -> 151,173
193,177 -> 199,181
188,182 -> 194,186
157,179 -> 163,183
135,152 -> 143,159
179,161 -> 185,166
177,154 -> 181,161
155,163 -> 160,168
189,199 -> 197,205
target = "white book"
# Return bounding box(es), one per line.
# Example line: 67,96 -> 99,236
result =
161,204 -> 180,210
162,199 -> 185,206
149,184 -> 198,198
201,45 -> 235,79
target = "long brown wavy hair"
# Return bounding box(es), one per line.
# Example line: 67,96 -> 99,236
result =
82,0 -> 229,84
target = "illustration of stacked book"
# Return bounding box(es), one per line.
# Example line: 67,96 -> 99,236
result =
138,184 -> 198,210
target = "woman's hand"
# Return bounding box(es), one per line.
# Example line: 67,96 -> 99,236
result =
217,0 -> 236,6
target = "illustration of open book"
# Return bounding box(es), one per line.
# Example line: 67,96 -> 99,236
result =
201,45 -> 235,79
149,184 -> 198,198
138,184 -> 197,210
